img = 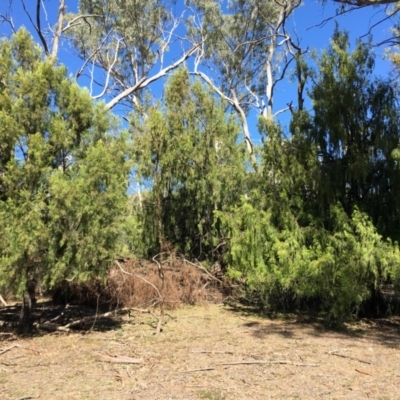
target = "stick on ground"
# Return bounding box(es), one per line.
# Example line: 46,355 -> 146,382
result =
328,351 -> 372,365
0,344 -> 19,356
216,360 -> 319,367
94,352 -> 143,364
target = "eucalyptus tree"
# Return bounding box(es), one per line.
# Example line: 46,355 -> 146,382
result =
0,0 -> 200,114
0,1 -> 308,166
186,0 -> 305,165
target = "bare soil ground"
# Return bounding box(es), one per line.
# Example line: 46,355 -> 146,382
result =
1,303 -> 400,400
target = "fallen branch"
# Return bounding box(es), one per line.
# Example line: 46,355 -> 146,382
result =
216,360 -> 318,367
34,323 -> 70,332
0,332 -> 14,337
0,295 -> 8,306
65,311 -> 113,329
35,307 -> 157,332
0,321 -> 18,328
328,351 -> 372,365
191,350 -> 234,355
0,344 -> 19,356
115,260 -> 165,334
94,352 -> 143,364
184,259 -> 224,284
180,367 -> 216,373
355,368 -> 373,376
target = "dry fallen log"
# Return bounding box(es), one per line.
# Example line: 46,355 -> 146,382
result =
94,352 -> 143,364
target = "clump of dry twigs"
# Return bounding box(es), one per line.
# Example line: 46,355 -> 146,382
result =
52,254 -> 227,311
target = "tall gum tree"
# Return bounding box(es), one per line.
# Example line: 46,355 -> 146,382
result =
186,0 -> 305,166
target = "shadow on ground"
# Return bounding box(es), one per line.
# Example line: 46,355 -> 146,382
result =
225,301 -> 400,348
0,300 -> 124,336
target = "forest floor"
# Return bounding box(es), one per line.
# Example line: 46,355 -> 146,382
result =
0,302 -> 400,400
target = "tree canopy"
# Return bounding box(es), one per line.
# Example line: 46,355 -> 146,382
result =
0,30 -> 130,331
1,2 -> 400,325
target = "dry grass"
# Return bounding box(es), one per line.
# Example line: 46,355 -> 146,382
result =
1,303 -> 400,399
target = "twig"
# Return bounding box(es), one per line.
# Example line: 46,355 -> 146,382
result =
94,352 -> 143,364
191,350 -> 234,355
0,344 -> 19,356
14,396 -> 38,400
126,366 -> 134,379
89,295 -> 101,332
0,295 -> 8,306
328,351 -> 372,365
115,260 -> 165,334
185,259 -> 223,284
180,367 -> 216,373
150,312 -> 163,335
114,261 -> 162,300
216,360 -> 318,367
355,369 -> 372,376
35,307 -> 155,332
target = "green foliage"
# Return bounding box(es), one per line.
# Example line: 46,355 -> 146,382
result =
131,68 -> 248,258
218,32 -> 400,321
0,29 -> 131,294
308,29 -> 400,238
220,196 -> 399,322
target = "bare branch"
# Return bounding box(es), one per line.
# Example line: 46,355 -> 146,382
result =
114,260 -> 162,300
333,0 -> 396,5
190,69 -> 255,164
92,39 -> 121,99
105,44 -> 201,111
307,5 -> 369,30
62,14 -> 103,34
0,16 -> 15,34
51,0 -> 65,58
20,0 -> 49,55
360,7 -> 400,40
75,31 -> 113,80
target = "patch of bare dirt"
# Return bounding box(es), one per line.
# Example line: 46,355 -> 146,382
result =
1,304 -> 400,399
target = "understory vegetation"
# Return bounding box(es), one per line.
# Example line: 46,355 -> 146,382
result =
2,21 -> 400,331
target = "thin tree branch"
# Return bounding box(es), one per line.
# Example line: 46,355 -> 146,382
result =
105,44 -> 201,111
92,39 -> 121,99
333,0 -> 396,5
20,0 -> 49,55
61,14 -> 103,33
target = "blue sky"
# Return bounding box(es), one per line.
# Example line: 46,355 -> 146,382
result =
0,0 -> 397,135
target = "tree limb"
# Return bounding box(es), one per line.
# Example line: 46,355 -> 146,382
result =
21,0 -> 49,55
333,0 -> 396,5
104,44 -> 201,111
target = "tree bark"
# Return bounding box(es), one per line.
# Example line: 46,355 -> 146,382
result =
18,278 -> 36,334
18,291 -> 33,334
